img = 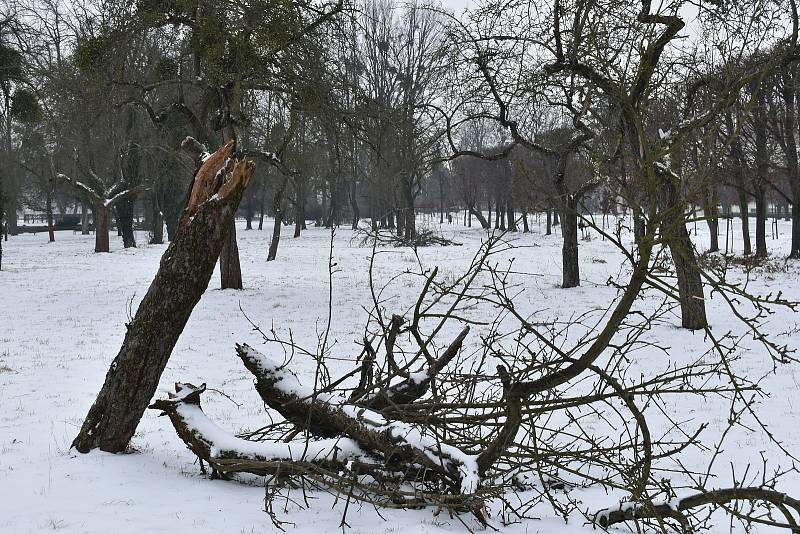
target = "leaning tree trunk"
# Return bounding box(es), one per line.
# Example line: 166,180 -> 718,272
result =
267,176 -> 289,261
72,141 -> 253,453
657,171 -> 707,330
467,203 -> 490,229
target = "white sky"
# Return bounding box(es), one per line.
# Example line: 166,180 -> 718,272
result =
439,0 -> 474,14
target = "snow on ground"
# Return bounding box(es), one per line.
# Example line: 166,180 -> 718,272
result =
1,215 -> 799,533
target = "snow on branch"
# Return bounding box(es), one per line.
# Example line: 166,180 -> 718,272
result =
149,383 -> 364,477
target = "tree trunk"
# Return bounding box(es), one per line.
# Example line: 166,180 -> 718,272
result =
94,204 -> 110,253
244,190 -> 254,230
6,191 -> 17,235
220,224 -> 243,289
46,188 -> 55,243
258,183 -> 266,231
396,205 -> 405,238
754,185 -> 767,258
468,204 -> 489,229
546,209 -> 552,235
350,177 -> 360,230
703,191 -> 719,253
737,191 -> 752,255
727,110 -> 751,256
792,184 -> 800,259
506,201 -> 516,232
81,202 -> 90,235
754,92 -> 769,258
149,194 -> 164,245
294,180 -> 305,238
72,145 -> 253,453
522,210 -> 530,233
403,185 -> 415,242
267,209 -> 283,261
561,198 -> 579,288
267,176 -> 289,262
657,172 -> 707,330
116,198 -> 137,248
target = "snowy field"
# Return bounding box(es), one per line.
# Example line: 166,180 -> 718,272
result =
1,216 -> 799,534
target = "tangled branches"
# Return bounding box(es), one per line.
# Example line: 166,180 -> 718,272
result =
151,232 -> 799,532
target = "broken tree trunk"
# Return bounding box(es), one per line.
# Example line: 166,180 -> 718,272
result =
71,141 -> 254,453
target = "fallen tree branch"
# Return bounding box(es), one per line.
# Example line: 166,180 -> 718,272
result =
235,343 -> 480,495
149,383 -> 362,477
595,487 -> 800,532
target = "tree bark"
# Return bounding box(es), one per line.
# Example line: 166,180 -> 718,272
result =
149,194 -> 164,245
220,224 -> 243,289
116,198 -> 137,248
657,172 -> 707,330
754,184 -> 768,258
467,203 -> 489,229
6,190 -> 18,236
737,190 -> 752,255
267,176 -> 289,262
754,92 -> 769,258
506,200 -> 517,232
94,204 -> 110,253
350,177 -> 360,230
546,209 -> 552,235
46,188 -> 55,243
792,185 -> 800,258
560,198 -> 580,288
703,190 -> 719,253
81,202 -> 90,235
72,143 -> 253,453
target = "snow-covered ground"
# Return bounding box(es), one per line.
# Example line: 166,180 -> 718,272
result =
1,216 -> 799,533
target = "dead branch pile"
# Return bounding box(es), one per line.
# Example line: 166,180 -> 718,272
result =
150,235 -> 800,531
353,221 -> 462,248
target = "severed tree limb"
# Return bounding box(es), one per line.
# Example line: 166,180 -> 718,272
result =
72,142 -> 254,453
149,383 -> 361,478
235,343 -> 480,494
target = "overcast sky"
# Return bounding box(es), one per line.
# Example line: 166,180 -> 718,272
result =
439,0 -> 474,14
